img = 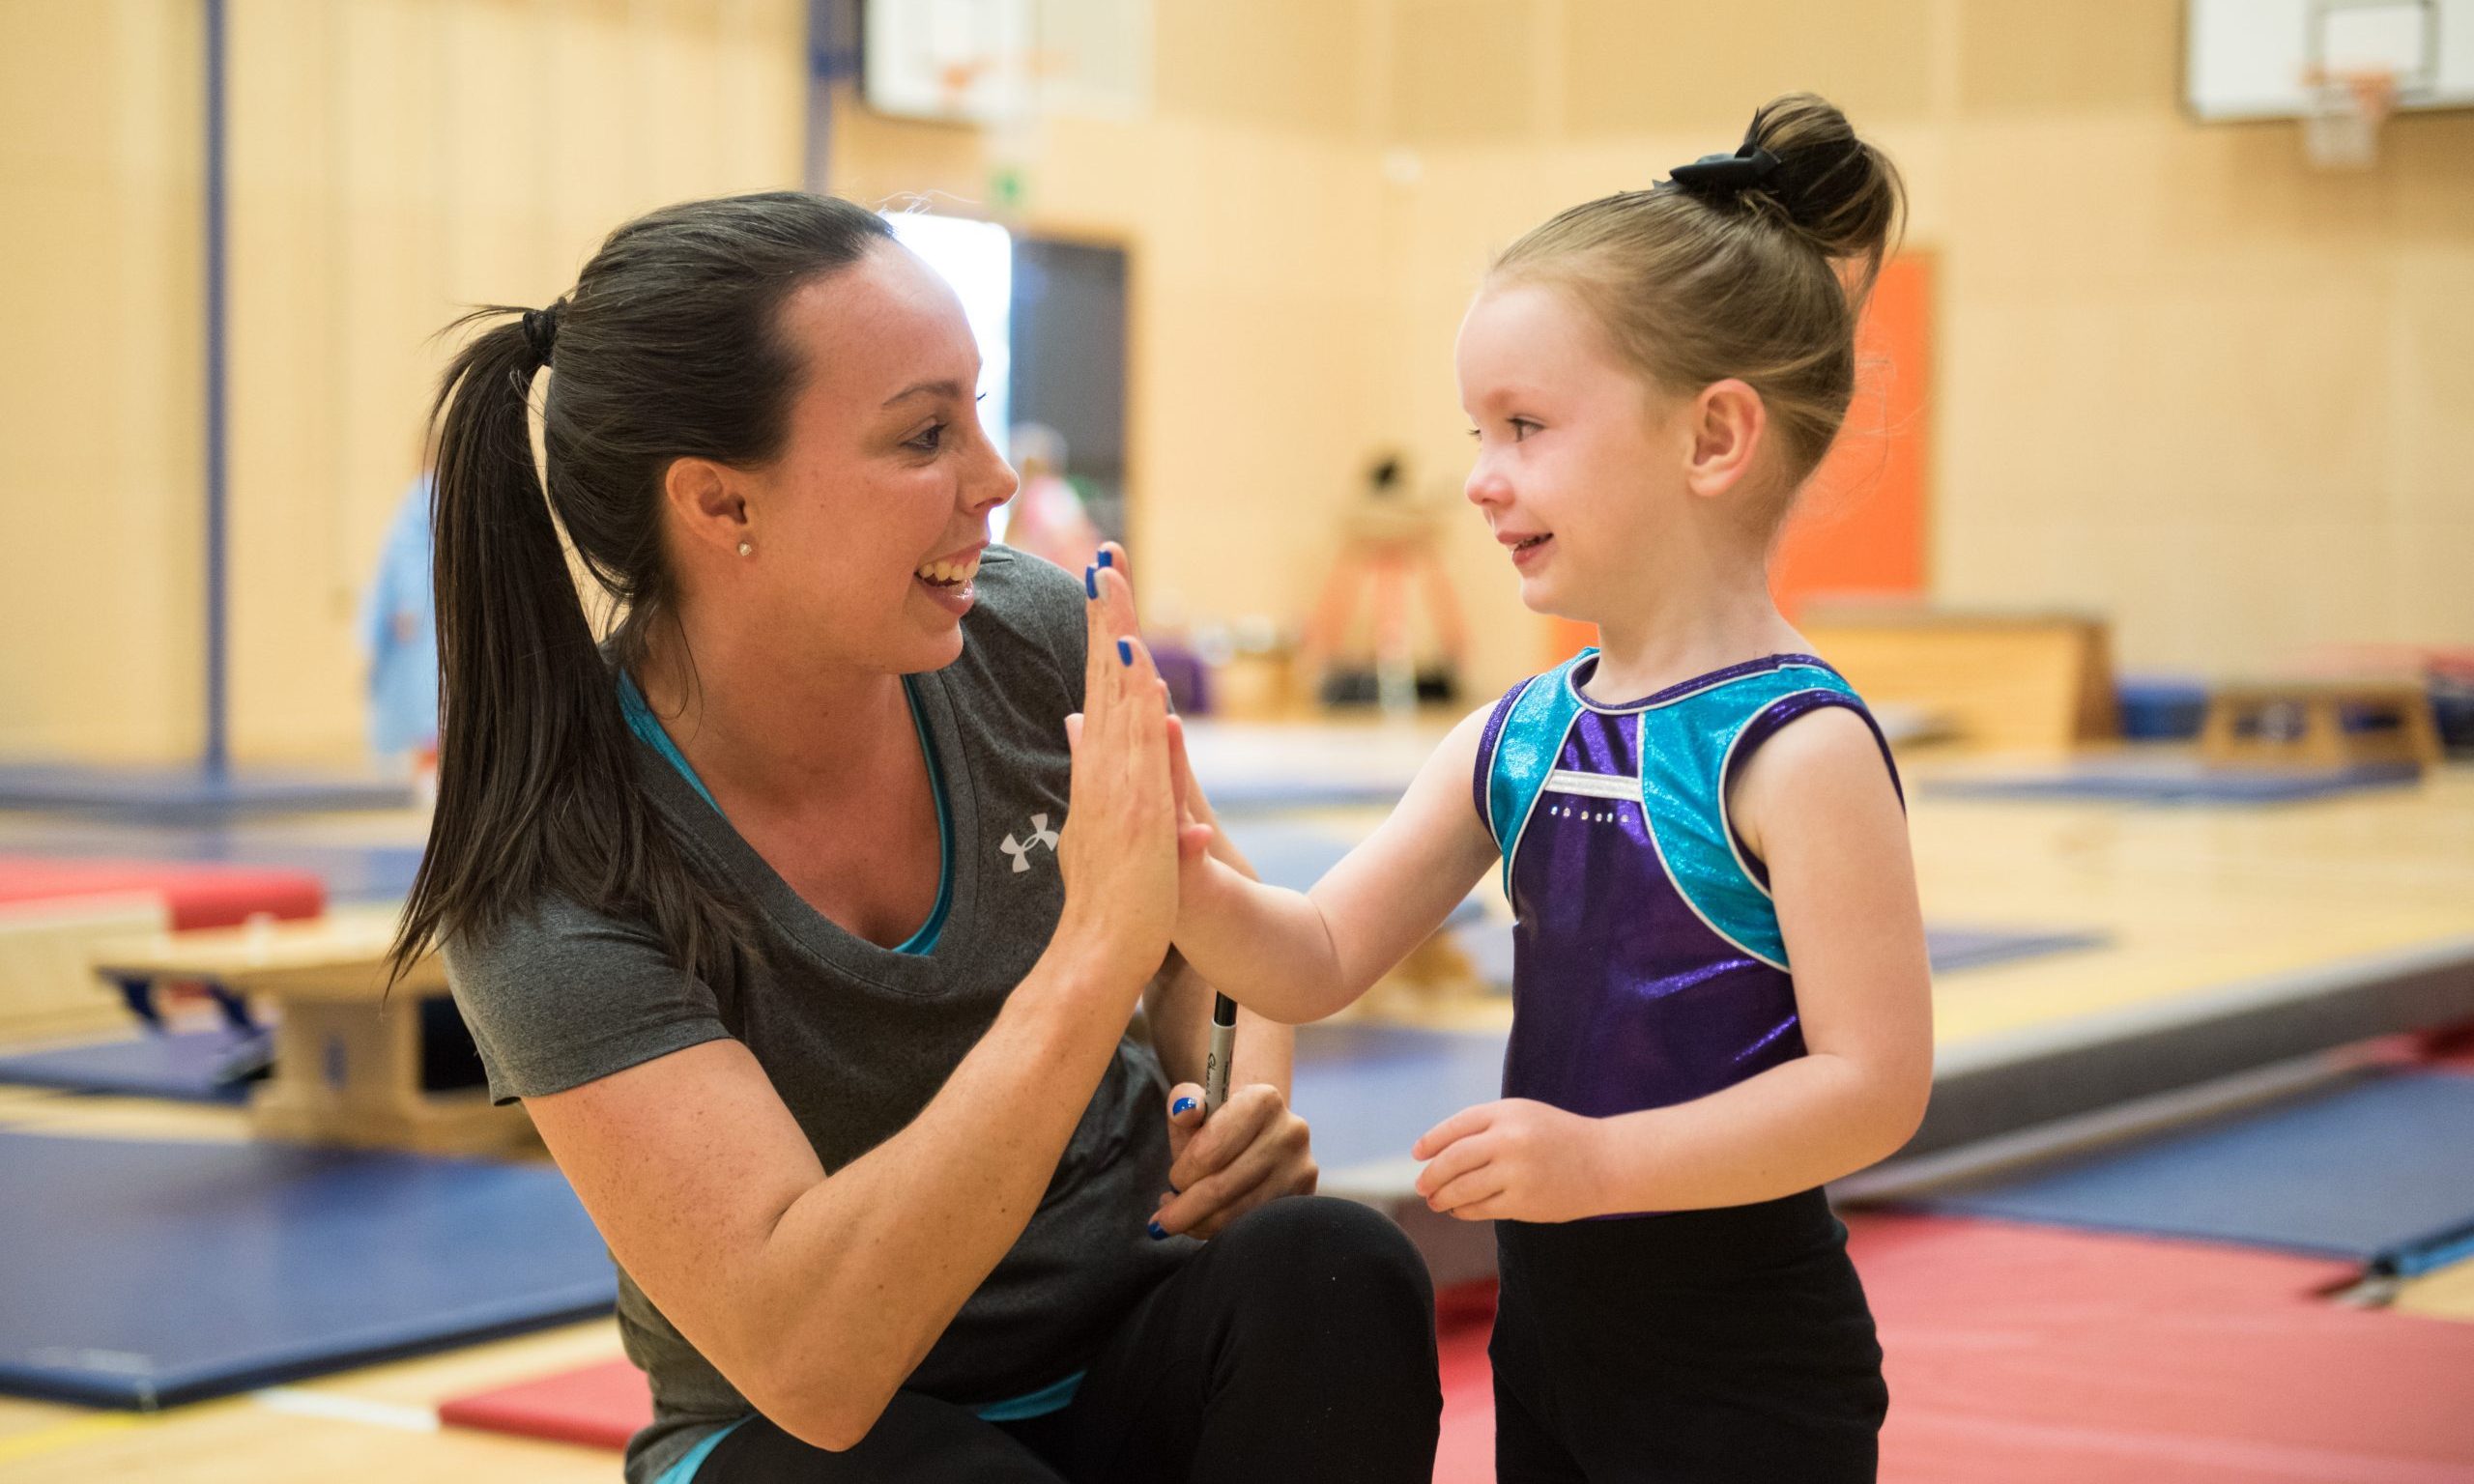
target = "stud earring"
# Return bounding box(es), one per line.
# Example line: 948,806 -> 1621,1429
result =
736,541 -> 752,557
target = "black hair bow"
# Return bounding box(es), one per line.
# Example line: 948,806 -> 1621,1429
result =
1668,143 -> 1780,195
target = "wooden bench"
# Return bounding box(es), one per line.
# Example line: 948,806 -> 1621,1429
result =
1800,606 -> 2117,755
90,908 -> 535,1156
2200,679 -> 2442,772
0,895 -> 171,1042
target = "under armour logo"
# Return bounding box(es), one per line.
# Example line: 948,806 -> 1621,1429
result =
1000,813 -> 1060,873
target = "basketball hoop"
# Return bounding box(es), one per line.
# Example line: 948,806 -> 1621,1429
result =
2300,66 -> 2398,170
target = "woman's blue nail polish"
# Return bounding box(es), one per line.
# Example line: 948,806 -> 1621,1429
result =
1147,1220 -> 1167,1241
1084,565 -> 1098,599
1171,1096 -> 1198,1116
1117,639 -> 1133,667
1099,550 -> 1114,569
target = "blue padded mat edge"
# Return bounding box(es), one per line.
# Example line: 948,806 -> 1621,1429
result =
1291,1024 -> 1507,1172
0,1132 -> 616,1409
0,1029 -> 263,1104
1929,761 -> 2424,806
1908,1070 -> 2474,1269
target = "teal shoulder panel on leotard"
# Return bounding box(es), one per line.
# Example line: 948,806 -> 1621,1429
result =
1636,662 -> 1862,970
1482,650 -> 1594,899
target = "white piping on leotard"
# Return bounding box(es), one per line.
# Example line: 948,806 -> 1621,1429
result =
1543,769 -> 1638,801
1719,709 -> 1776,904
1501,708 -> 1584,908
1482,672 -> 1542,844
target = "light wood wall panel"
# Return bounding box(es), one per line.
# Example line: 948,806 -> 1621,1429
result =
11,0 -> 2469,766
1,0 -> 804,764
224,0 -> 804,761
0,0 -> 205,761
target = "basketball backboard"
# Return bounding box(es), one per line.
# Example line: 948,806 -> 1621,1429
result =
2186,0 -> 2474,119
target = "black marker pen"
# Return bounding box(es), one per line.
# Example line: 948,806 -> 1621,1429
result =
1203,992 -> 1238,1113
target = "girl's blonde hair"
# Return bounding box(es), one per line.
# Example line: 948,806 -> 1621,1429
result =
1490,94 -> 1905,528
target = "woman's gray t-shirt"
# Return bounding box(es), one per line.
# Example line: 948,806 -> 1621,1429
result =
443,549 -> 1188,1482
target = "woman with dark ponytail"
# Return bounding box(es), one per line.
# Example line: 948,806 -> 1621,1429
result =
402,192 -> 1440,1483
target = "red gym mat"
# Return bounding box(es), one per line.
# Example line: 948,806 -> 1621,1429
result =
440,1218 -> 2474,1482
1856,1213 -> 2474,1484
436,1296 -> 1510,1473
0,856 -> 324,931
1435,1309 -> 1495,1484
2417,1021 -> 2474,1072
439,1356 -> 647,1450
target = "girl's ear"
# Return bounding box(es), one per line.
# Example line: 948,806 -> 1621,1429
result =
1682,379 -> 1767,500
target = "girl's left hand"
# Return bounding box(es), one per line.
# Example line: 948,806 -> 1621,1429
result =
1412,1099 -> 1607,1223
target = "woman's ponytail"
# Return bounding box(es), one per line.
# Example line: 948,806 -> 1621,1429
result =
389,309 -> 720,985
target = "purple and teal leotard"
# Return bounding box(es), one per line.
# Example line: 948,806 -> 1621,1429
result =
1474,649 -> 1900,1127
1471,649 -> 1900,1481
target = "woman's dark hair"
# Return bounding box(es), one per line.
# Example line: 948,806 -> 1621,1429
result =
391,191 -> 895,984
1490,93 -> 1906,529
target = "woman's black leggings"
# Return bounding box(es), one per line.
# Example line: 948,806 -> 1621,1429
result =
696,1195 -> 1443,1483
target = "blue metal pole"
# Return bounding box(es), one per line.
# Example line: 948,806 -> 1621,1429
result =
203,0 -> 229,781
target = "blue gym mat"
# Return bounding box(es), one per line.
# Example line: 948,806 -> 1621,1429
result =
0,1132 -> 616,1408
1291,1023 -> 1508,1172
1909,1070 -> 2474,1276
1929,760 -> 2424,806
1206,779 -> 1417,814
0,763 -> 414,823
1919,926 -> 2111,973
1451,922 -> 2106,988
0,1029 -> 265,1103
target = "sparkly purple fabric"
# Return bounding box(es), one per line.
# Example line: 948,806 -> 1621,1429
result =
1500,707 -> 1806,1120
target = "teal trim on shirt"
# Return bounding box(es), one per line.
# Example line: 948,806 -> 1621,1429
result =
973,1369 -> 1086,1421
616,671 -> 950,956
618,670 -> 721,814
893,674 -> 952,955
653,1416 -> 749,1484
657,1369 -> 1081,1479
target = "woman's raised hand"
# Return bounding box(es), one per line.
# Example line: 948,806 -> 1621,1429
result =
1056,546 -> 1183,990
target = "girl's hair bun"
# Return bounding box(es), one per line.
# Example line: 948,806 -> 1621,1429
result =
1672,93 -> 1904,282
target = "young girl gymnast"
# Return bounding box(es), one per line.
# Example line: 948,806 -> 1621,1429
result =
1151,94 -> 1933,1481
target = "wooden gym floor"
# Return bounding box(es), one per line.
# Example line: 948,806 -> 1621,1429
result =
0,755 -> 2468,1480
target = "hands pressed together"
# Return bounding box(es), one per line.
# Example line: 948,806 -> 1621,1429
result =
1064,543 -> 1590,1236
1058,545 -> 1313,1241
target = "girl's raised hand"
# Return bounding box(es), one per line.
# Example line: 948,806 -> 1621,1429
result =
1411,1099 -> 1609,1224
